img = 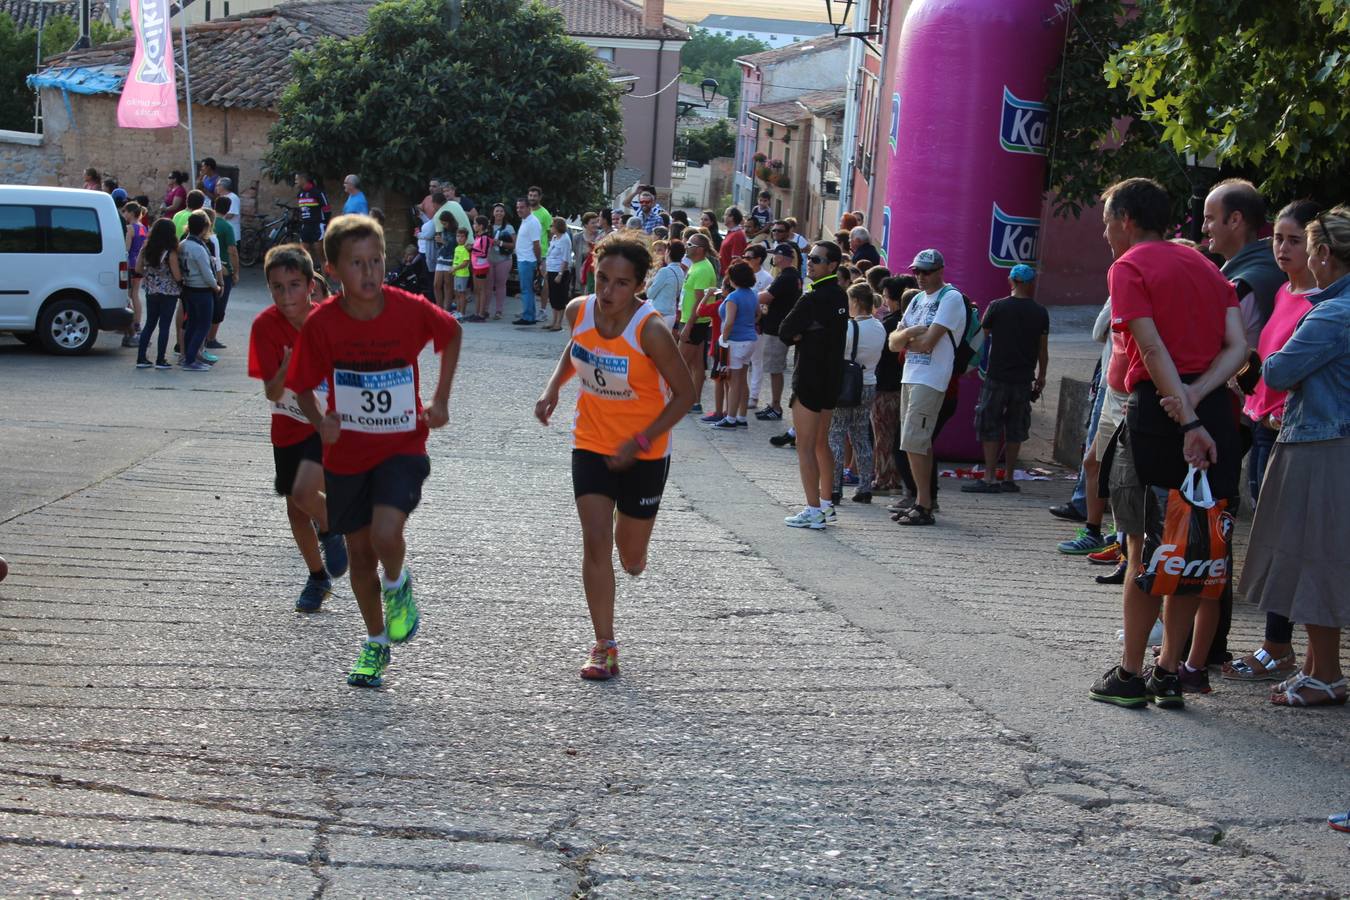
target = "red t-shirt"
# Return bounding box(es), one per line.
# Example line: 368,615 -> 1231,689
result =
1109,241 -> 1237,392
719,228 -> 747,274
285,286 -> 459,474
248,304 -> 320,448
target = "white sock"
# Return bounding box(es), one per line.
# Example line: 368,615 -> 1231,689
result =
807,505 -> 821,514
735,416 -> 747,423
381,567 -> 407,591
368,633 -> 389,646
820,499 -> 833,509
787,427 -> 796,437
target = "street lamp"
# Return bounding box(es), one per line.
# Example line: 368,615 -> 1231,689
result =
823,0 -> 881,52
677,77 -> 720,117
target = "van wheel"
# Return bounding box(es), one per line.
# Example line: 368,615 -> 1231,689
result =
38,298 -> 99,355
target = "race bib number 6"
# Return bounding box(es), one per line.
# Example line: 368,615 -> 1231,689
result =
572,343 -> 633,400
333,367 -> 417,433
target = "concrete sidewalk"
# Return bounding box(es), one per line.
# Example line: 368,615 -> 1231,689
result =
0,290 -> 1345,896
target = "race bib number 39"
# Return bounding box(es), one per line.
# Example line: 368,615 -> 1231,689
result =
572,343 -> 633,400
333,367 -> 417,434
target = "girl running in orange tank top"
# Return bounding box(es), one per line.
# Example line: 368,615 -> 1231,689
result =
534,233 -> 695,680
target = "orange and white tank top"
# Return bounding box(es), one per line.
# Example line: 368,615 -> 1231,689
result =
570,295 -> 671,459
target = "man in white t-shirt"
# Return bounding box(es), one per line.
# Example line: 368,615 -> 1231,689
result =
887,248 -> 967,524
513,197 -> 543,325
215,177 -> 241,241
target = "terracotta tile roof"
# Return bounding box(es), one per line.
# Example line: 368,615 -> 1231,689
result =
37,0 -> 680,111
747,89 -> 845,125
40,1 -> 380,110
540,0 -> 686,40
1,0 -> 108,30
735,33 -> 848,69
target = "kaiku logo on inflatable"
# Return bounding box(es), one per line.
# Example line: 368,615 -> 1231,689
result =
999,87 -> 1048,156
133,0 -> 171,85
989,204 -> 1040,268
880,206 -> 891,263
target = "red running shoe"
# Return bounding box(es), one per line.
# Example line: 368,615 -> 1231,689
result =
1087,543 -> 1123,565
580,640 -> 619,680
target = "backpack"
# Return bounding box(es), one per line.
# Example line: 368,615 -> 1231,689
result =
470,234 -> 491,276
946,289 -> 984,376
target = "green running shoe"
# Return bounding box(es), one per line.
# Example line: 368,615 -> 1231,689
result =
383,570 -> 420,643
347,640 -> 390,688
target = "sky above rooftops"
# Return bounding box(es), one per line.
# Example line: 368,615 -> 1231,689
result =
669,0 -> 830,26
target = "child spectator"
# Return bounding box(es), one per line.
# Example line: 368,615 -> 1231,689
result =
434,211 -> 457,310
961,264 -> 1048,493
452,227 -> 472,315
122,202 -> 147,347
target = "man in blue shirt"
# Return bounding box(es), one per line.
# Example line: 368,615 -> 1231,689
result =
342,174 -> 369,216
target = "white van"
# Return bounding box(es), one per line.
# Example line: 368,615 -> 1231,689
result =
0,185 -> 132,354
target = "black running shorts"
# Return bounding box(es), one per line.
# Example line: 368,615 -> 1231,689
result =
324,454 -> 431,535
683,322 -> 710,346
273,433 -> 323,496
572,449 -> 670,520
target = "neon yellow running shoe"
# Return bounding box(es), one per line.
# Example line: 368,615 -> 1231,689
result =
383,570 -> 420,643
347,641 -> 390,688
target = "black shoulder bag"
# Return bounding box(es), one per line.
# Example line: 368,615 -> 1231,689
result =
837,320 -> 864,408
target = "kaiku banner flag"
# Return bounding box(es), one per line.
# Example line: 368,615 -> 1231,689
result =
117,0 -> 178,128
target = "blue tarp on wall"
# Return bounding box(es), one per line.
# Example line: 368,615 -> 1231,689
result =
26,65 -> 127,96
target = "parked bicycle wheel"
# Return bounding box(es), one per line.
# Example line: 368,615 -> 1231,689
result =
238,227 -> 263,267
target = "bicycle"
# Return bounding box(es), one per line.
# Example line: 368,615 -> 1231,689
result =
239,202 -> 301,267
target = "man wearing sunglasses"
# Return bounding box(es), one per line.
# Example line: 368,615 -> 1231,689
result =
887,249 -> 967,526
778,241 -> 849,529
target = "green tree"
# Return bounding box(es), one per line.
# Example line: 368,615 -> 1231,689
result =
676,118 -> 735,164
681,30 -> 768,117
0,13 -> 128,132
264,0 -> 624,213
1047,1 -> 1350,218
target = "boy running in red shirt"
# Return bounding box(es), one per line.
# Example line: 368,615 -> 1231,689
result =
286,215 -> 462,687
247,245 -> 348,612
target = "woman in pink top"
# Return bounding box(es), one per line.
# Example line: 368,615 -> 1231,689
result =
1223,199 -> 1319,685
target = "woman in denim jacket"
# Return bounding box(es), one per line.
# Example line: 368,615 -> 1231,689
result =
1240,205 -> 1350,707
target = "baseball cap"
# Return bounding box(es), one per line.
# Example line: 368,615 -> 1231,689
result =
910,248 -> 944,271
110,187 -> 128,202
770,242 -> 796,259
1009,264 -> 1037,283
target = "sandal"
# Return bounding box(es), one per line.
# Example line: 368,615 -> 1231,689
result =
1222,648 -> 1298,682
1270,674 -> 1348,707
1330,811 -> 1350,833
896,505 -> 935,526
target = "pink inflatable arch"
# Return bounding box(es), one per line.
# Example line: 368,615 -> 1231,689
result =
881,0 -> 1067,460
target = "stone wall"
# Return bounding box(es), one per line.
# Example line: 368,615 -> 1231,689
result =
0,129 -> 63,185
29,91 -> 413,258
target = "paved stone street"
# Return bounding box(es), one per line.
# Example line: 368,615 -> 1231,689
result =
1,285 -> 1347,897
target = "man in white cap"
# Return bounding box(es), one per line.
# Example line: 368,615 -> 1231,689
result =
887,248 -> 967,525
961,263 -> 1048,494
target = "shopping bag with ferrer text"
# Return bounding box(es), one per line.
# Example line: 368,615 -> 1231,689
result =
1136,466 -> 1235,599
